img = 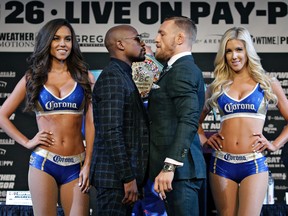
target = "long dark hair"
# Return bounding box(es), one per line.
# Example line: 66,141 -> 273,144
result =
24,18 -> 91,112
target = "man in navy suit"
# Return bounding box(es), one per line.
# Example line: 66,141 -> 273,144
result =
148,16 -> 206,216
90,25 -> 149,215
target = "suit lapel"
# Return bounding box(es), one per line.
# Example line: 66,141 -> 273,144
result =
135,89 -> 150,125
157,55 -> 193,83
130,75 -> 150,126
114,61 -> 149,125
157,64 -> 171,83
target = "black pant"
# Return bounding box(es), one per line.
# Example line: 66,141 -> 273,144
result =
165,179 -> 204,216
95,187 -> 132,216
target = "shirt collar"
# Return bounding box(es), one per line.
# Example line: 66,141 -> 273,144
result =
111,57 -> 132,74
167,51 -> 191,66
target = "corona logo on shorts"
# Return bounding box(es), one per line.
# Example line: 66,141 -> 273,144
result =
53,155 -> 75,163
224,154 -> 247,161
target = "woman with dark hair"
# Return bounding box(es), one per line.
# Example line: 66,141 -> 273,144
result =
0,18 -> 94,216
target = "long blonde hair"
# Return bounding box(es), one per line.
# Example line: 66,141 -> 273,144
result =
207,27 -> 277,108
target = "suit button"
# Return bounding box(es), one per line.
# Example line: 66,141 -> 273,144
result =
181,149 -> 188,157
149,121 -> 152,125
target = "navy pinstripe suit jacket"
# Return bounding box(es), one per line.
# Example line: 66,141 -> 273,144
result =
90,58 -> 149,189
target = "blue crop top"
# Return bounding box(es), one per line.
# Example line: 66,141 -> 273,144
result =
35,82 -> 85,116
217,83 -> 268,122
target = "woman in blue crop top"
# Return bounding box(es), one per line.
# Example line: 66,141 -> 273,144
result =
198,27 -> 288,216
0,19 -> 95,216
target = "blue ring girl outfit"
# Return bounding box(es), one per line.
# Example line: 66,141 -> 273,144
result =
210,151 -> 268,183
30,82 -> 86,184
30,148 -> 85,185
210,83 -> 269,183
35,82 -> 85,116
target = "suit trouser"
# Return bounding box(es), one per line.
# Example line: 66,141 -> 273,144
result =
95,187 -> 132,216
165,178 -> 204,216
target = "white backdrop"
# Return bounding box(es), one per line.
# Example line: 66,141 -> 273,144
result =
0,0 -> 287,52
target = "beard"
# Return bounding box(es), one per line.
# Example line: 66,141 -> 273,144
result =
155,50 -> 169,62
131,52 -> 146,63
154,43 -> 175,62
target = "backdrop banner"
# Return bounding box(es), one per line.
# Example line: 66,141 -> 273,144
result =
0,0 -> 287,52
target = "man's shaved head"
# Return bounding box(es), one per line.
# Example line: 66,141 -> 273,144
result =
105,25 -> 137,53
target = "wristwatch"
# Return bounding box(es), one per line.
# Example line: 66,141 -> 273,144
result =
162,163 -> 176,172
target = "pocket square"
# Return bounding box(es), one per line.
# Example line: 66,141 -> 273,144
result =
151,83 -> 160,89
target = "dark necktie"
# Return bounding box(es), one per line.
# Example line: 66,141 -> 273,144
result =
159,63 -> 169,79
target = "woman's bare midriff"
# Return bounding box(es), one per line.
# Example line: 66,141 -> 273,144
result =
36,114 -> 85,155
219,117 -> 265,154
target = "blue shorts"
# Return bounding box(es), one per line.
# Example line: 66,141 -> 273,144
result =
209,151 -> 268,183
29,148 -> 85,185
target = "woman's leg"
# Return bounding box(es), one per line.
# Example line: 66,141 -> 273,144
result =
60,178 -> 90,216
28,166 -> 58,216
209,172 -> 239,216
238,172 -> 268,216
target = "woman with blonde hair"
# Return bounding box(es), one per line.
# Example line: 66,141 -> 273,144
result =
198,27 -> 288,216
